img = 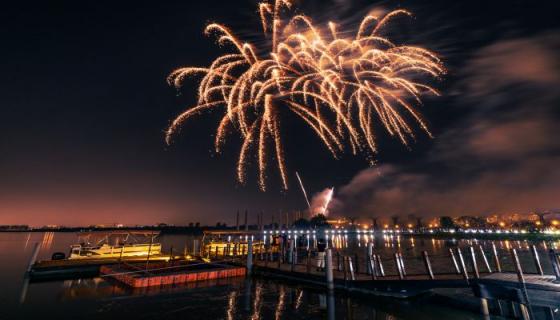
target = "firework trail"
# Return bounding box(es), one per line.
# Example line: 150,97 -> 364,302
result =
295,171 -> 312,210
166,0 -> 445,191
322,187 -> 334,216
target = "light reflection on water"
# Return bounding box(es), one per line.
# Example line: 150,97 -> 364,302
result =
2,231 -> 557,319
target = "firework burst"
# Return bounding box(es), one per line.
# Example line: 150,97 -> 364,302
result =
166,0 -> 445,191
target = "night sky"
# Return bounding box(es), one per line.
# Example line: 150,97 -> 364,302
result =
1,0 -> 559,226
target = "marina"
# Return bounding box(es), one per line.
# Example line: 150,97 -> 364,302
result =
15,229 -> 560,319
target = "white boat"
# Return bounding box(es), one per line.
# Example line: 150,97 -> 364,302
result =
68,231 -> 162,259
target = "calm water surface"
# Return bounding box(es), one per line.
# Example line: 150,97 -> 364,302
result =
1,232 -> 557,319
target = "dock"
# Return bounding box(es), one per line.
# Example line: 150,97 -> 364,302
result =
100,261 -> 245,288
27,230 -> 560,318
204,235 -> 560,319
30,255 -> 179,281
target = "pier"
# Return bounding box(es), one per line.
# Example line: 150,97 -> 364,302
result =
201,229 -> 560,319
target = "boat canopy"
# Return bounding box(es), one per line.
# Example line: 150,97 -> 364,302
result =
74,230 -> 160,247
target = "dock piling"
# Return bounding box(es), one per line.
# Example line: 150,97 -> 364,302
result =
548,249 -> 560,280
479,245 -> 492,273
511,248 -> 532,320
469,246 -> 480,279
530,245 -> 544,276
247,237 -> 253,276
325,248 -> 334,290
145,232 -> 154,270
395,253 -> 404,280
492,243 -> 502,272
457,248 -> 469,282
511,248 -> 525,284
26,242 -> 40,273
348,257 -> 356,281
366,242 -> 373,275
422,251 -> 435,280
376,254 -> 385,277
480,298 -> 490,317
398,252 -> 406,277
368,255 -> 377,280
449,248 -> 461,274
336,251 -> 341,271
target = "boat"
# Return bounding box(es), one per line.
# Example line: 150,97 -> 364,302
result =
67,231 -> 162,259
201,230 -> 271,257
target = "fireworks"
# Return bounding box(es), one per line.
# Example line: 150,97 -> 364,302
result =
166,0 -> 444,191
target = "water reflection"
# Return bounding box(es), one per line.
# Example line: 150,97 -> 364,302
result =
226,291 -> 237,320
4,232 -> 560,319
274,285 -> 286,320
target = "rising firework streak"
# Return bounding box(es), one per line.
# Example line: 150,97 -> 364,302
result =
322,187 -> 334,216
166,0 -> 444,191
295,171 -> 312,211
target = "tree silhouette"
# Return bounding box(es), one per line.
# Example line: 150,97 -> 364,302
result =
310,214 -> 329,228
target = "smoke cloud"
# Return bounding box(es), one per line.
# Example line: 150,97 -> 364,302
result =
310,187 -> 340,216
331,32 -> 560,218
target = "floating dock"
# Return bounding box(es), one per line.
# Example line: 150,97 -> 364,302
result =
100,262 -> 245,288
30,255 -> 179,281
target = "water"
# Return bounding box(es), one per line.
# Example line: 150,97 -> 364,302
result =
1,232 -> 558,319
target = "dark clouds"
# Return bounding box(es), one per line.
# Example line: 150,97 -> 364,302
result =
332,32 -> 560,218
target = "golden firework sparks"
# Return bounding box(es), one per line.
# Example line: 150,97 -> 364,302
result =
166,0 -> 445,191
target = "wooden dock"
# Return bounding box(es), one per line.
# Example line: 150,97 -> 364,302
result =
30,255 -> 181,281
211,237 -> 560,318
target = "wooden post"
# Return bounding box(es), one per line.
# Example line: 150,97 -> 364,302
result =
366,242 -> 374,275
354,253 -> 359,274
336,251 -> 341,271
394,253 -> 404,280
376,254 -> 385,277
422,251 -> 435,280
457,248 -> 469,282
325,248 -> 334,290
288,239 -> 294,264
511,249 -> 532,320
469,246 -> 480,279
369,254 -> 377,280
247,237 -> 253,275
26,243 -> 40,273
169,246 -> 174,262
449,248 -> 461,274
264,246 -> 269,268
480,298 -> 490,317
479,245 -> 492,273
348,256 -> 356,281
530,245 -> 544,276
548,249 -> 560,280
398,252 -> 406,277
145,232 -> 154,270
277,242 -> 282,268
492,243 -> 502,272
118,245 -> 125,267
511,248 -> 525,284
306,249 -> 311,273
343,256 -> 348,281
